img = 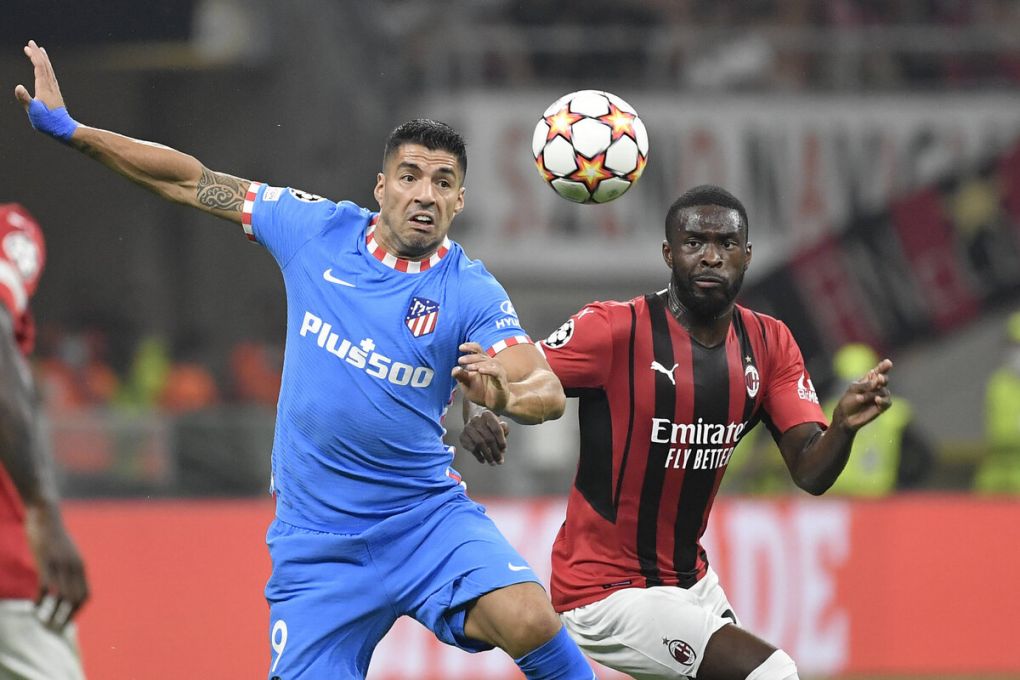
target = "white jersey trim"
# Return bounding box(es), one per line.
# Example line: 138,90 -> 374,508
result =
486,335 -> 532,357
241,181 -> 263,242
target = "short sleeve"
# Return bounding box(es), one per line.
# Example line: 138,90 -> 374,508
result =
761,320 -> 828,433
242,183 -> 346,268
459,267 -> 532,356
539,303 -> 614,390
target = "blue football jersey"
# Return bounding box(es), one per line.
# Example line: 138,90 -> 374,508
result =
242,183 -> 530,531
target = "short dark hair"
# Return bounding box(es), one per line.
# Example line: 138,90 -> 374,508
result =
383,119 -> 467,179
665,184 -> 749,241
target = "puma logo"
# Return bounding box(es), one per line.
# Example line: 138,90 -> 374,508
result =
650,361 -> 679,386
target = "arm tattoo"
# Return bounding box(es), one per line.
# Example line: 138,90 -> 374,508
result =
197,167 -> 248,212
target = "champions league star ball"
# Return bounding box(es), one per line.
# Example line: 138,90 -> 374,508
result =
532,89 -> 649,204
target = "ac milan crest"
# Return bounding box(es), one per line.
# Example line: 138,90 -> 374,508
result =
744,363 -> 760,398
662,638 -> 696,667
405,297 -> 440,337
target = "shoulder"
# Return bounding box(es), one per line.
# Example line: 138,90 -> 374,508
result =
324,200 -> 373,231
540,299 -> 626,351
257,186 -> 364,219
450,244 -> 494,276
736,305 -> 794,343
447,246 -> 505,291
585,298 -> 634,321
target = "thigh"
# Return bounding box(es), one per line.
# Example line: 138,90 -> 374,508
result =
379,494 -> 543,652
691,569 -> 776,680
0,600 -> 84,680
560,585 -> 731,680
698,624 -> 777,680
265,519 -> 396,679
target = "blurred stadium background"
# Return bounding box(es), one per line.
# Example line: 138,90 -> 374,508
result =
4,1 -> 1020,678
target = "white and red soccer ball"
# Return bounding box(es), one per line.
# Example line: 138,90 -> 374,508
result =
532,90 -> 649,204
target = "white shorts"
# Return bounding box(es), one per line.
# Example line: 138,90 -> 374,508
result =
0,600 -> 86,680
560,567 -> 738,679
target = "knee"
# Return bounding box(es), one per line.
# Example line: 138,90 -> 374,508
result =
745,649 -> 799,680
464,583 -> 564,658
503,602 -> 562,656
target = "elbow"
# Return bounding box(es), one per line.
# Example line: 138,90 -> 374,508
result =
797,476 -> 833,496
543,370 -> 566,422
546,390 -> 566,422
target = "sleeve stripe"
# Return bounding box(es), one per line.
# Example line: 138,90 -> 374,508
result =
0,260 -> 27,315
486,335 -> 532,357
241,181 -> 263,242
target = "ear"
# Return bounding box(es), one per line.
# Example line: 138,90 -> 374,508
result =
453,186 -> 465,215
661,240 -> 672,269
373,172 -> 385,207
743,242 -> 753,270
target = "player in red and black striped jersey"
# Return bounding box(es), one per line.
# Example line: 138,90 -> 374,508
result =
0,203 -> 88,679
462,185 -> 894,680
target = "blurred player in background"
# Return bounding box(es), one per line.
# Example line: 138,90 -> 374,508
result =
825,342 -> 933,496
461,185 -> 894,680
15,40 -> 596,679
974,310 -> 1020,493
0,203 -> 89,679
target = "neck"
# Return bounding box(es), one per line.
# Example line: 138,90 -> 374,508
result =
666,281 -> 732,347
373,223 -> 437,262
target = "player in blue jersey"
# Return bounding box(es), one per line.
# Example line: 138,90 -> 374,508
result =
16,40 -> 597,679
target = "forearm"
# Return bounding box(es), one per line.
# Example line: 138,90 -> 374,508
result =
790,423 -> 855,495
498,369 -> 566,425
69,126 -> 248,221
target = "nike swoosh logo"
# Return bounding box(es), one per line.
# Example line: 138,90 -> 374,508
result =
507,562 -> 530,572
323,269 -> 356,287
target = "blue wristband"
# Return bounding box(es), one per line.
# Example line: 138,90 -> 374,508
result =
26,99 -> 79,142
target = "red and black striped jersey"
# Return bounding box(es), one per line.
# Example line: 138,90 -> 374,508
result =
542,291 -> 826,612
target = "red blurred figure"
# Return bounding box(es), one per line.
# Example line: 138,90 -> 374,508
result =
0,203 -> 88,678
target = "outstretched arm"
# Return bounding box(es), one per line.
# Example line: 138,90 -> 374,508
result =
0,308 -> 88,629
453,342 -> 565,425
777,358 -> 894,495
14,40 -> 249,223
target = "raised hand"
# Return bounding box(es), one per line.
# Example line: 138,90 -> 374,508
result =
15,40 -> 64,109
832,358 -> 894,432
14,40 -> 79,141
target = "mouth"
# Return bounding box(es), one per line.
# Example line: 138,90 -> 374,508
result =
692,275 -> 726,290
408,212 -> 436,231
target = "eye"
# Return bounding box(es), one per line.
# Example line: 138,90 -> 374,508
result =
400,173 -> 416,183
437,179 -> 452,189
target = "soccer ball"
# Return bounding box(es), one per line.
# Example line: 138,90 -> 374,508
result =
532,90 -> 649,204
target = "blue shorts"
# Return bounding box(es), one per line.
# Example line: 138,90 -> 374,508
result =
264,488 -> 542,679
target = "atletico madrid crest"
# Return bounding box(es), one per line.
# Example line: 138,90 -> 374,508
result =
405,297 -> 440,337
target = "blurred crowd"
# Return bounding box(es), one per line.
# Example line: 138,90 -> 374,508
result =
426,0 -> 1020,90
33,324 -> 282,415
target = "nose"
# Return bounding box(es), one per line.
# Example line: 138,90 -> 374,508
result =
415,181 -> 436,206
700,243 -> 723,267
